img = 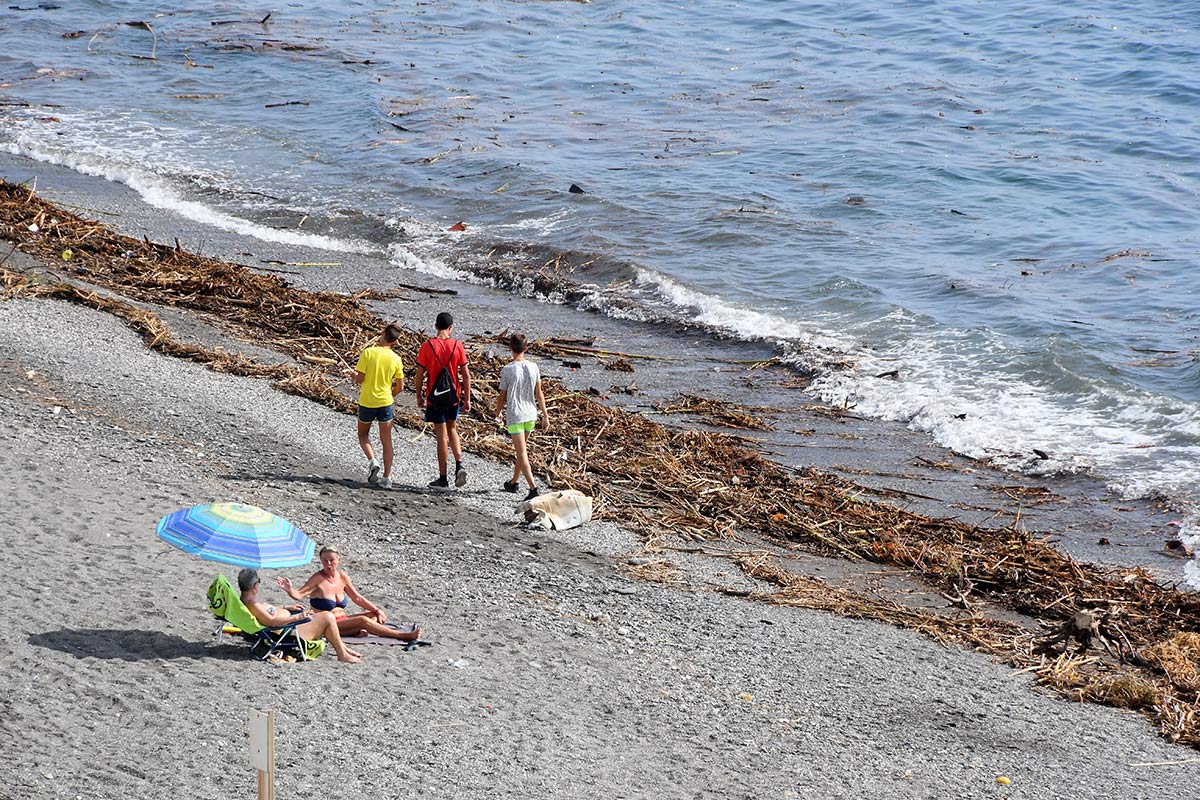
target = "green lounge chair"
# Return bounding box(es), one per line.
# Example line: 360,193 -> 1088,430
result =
207,574 -> 326,661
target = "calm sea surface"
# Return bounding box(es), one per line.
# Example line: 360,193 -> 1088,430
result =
3,1 -> 1199,553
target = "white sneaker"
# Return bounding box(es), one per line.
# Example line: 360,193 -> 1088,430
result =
367,459 -> 381,485
377,476 -> 392,489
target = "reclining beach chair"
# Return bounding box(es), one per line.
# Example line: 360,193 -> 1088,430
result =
207,574 -> 326,662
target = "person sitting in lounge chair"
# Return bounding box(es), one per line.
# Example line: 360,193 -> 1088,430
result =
276,546 -> 420,642
238,568 -> 363,663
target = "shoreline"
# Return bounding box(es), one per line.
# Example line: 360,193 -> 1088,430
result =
3,163 -> 1200,796
0,149 -> 1183,580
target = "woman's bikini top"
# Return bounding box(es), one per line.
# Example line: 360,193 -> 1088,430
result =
311,595 -> 349,612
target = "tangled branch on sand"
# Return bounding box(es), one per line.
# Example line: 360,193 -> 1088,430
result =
653,392 -> 776,431
5,178 -> 1200,746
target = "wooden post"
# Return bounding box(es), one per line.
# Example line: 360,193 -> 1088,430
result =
249,709 -> 275,800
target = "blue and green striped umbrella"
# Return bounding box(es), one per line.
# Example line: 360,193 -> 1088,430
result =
156,503 -> 315,569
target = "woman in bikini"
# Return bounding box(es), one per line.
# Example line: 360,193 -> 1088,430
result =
276,546 -> 420,642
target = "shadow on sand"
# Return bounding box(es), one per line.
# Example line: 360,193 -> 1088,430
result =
29,628 -> 248,662
219,471 -> 497,497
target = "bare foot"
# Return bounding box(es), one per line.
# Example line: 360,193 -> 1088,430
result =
386,624 -> 421,641
338,652 -> 363,663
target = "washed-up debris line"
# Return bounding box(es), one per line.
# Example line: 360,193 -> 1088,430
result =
4,178 -> 1200,746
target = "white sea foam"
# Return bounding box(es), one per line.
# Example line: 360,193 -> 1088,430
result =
495,208 -> 574,236
1182,520 -> 1200,587
804,329 -> 1200,583
386,243 -> 471,281
633,267 -> 845,352
637,267 -> 1200,496
810,332 -> 1198,467
5,132 -> 375,255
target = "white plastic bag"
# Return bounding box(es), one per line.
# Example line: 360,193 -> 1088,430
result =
518,489 -> 593,531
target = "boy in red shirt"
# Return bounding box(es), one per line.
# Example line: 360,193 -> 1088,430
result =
414,311 -> 471,488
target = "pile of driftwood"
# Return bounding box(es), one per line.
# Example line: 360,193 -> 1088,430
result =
4,178 -> 1200,745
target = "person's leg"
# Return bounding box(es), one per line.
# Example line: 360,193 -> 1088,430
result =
447,415 -> 468,486
512,431 -> 535,489
379,420 -> 394,477
446,418 -> 463,464
433,421 -> 449,477
298,611 -> 362,662
359,419 -> 381,484
357,421 -> 375,461
337,614 -> 421,641
503,445 -> 520,490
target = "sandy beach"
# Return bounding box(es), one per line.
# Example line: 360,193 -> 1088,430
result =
3,228 -> 1200,796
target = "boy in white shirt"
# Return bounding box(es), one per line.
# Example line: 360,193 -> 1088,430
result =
493,332 -> 549,500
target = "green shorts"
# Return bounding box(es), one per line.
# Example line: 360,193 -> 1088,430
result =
506,419 -> 536,436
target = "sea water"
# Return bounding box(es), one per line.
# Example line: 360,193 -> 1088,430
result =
2,1 -> 1198,567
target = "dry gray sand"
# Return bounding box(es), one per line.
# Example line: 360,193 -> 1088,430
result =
3,293 -> 1199,800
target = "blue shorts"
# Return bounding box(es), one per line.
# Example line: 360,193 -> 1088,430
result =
358,404 -> 395,424
424,404 -> 459,424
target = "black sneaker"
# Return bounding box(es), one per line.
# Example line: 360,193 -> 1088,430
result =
524,487 -> 540,502
503,480 -> 520,493
428,476 -> 449,489
454,465 -> 468,487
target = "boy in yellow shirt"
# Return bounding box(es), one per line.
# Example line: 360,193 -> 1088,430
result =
353,324 -> 405,489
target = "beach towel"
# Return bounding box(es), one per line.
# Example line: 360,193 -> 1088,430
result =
351,623 -> 417,644
518,489 -> 593,531
349,623 -> 430,651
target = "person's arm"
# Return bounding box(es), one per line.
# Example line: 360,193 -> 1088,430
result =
494,388 -> 508,421
459,362 -> 472,413
494,366 -> 509,420
246,598 -> 290,627
535,380 -> 549,430
352,350 -> 367,386
414,364 -> 426,407
392,366 -> 404,396
342,573 -> 385,622
277,574 -> 319,602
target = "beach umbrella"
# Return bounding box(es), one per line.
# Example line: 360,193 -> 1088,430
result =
156,502 -> 314,569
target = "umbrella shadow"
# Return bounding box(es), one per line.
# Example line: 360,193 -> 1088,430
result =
29,628 -> 248,662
